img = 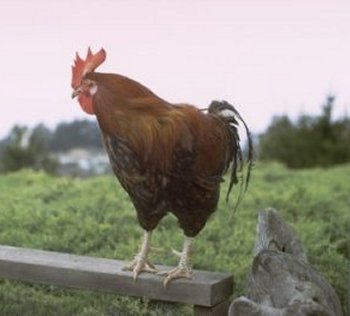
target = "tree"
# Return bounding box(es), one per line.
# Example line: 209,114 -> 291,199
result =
1,124 -> 57,173
50,119 -> 103,151
259,95 -> 350,168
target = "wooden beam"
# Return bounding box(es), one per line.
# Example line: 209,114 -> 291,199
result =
194,299 -> 231,316
0,245 -> 233,309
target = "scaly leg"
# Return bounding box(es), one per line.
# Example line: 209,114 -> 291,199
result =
158,236 -> 193,287
122,230 -> 158,281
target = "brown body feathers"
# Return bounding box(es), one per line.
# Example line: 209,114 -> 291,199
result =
86,72 -> 252,237
71,49 -> 252,238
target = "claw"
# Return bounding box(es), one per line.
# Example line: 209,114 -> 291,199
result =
157,267 -> 192,287
122,230 -> 157,281
122,257 -> 158,281
158,236 -> 194,287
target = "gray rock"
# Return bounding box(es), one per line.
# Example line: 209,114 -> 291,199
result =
229,209 -> 342,316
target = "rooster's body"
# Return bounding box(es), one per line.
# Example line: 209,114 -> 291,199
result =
71,48 -> 252,285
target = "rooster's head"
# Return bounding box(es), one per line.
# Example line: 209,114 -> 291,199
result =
71,47 -> 106,114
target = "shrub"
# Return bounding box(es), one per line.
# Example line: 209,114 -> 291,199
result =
259,95 -> 350,168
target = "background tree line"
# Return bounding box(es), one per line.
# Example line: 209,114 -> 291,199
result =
258,95 -> 350,168
0,120 -> 103,173
0,95 -> 349,174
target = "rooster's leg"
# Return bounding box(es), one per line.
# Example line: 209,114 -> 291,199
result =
122,230 -> 158,280
158,236 -> 193,287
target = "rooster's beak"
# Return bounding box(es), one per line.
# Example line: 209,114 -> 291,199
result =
71,89 -> 80,99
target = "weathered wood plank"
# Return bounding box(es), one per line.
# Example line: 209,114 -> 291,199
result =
194,299 -> 231,316
253,208 -> 307,261
0,245 -> 233,307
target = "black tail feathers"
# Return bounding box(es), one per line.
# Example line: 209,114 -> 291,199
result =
208,100 -> 253,211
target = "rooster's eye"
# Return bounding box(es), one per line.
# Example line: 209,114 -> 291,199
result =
89,83 -> 98,95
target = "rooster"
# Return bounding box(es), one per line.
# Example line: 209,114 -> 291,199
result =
71,48 -> 253,286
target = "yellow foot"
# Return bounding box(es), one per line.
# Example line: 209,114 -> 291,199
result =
157,266 -> 192,287
122,257 -> 158,281
158,236 -> 194,287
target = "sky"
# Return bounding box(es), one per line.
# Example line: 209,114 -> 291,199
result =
1,0 -> 349,138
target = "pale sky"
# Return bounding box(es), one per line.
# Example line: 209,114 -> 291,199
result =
1,0 -> 349,138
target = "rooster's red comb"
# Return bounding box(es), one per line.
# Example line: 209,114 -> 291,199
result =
71,47 -> 106,89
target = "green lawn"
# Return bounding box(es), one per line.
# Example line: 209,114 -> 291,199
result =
0,162 -> 349,315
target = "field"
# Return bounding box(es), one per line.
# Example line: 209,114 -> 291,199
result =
0,163 -> 349,315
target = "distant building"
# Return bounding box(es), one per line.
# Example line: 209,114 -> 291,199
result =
55,148 -> 110,177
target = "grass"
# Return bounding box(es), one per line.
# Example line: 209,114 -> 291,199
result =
0,162 -> 349,315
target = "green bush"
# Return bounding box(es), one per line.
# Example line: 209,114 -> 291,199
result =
0,125 -> 57,174
259,95 -> 350,168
